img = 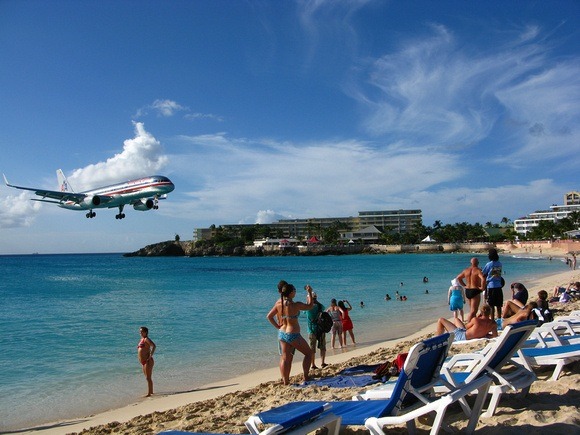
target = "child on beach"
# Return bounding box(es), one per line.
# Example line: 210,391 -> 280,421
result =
448,278 -> 466,323
137,326 -> 156,397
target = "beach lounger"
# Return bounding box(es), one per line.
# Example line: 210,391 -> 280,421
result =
541,318 -> 580,335
355,320 -> 537,419
246,333 -> 493,435
527,322 -> 580,347
515,342 -> 580,381
159,403 -> 341,435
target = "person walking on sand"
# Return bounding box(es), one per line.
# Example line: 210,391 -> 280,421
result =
338,300 -> 356,345
327,298 -> 344,348
137,326 -> 156,397
436,304 -> 498,342
267,283 -> 314,385
456,257 -> 485,322
448,278 -> 466,323
306,291 -> 327,370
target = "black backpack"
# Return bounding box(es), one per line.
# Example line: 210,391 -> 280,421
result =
316,310 -> 333,335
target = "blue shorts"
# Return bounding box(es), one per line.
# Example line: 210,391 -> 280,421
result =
453,328 -> 467,342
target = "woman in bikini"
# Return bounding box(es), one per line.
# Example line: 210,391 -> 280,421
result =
338,299 -> 356,345
267,282 -> 314,385
326,298 -> 344,348
137,326 -> 156,397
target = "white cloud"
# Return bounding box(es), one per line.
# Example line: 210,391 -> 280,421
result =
150,99 -> 187,117
0,191 -> 42,228
414,179 -> 564,226
68,122 -> 169,190
348,23 -> 580,171
0,123 -> 170,230
184,112 -> 224,122
254,210 -> 288,224
134,99 -> 222,122
174,133 -> 463,223
493,60 -> 580,164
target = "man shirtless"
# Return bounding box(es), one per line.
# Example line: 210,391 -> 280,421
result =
456,257 -> 485,322
436,304 -> 498,342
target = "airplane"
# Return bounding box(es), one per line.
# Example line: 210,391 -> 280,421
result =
3,169 -> 175,219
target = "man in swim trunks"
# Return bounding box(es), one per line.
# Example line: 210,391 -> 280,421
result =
456,257 -> 485,322
436,304 -> 498,342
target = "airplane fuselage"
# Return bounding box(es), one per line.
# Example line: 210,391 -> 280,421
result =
4,171 -> 175,219
59,176 -> 175,211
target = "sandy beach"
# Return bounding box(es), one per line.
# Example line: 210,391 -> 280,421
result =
15,250 -> 580,435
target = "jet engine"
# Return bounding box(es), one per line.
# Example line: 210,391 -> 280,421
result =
133,198 -> 154,211
82,195 -> 101,206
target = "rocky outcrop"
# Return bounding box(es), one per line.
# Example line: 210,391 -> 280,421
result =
123,241 -> 186,257
124,240 -> 496,257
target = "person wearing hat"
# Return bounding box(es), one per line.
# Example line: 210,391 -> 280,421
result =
448,278 -> 466,323
306,291 -> 328,369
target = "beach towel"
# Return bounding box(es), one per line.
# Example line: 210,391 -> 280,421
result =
339,364 -> 381,375
295,374 -> 381,389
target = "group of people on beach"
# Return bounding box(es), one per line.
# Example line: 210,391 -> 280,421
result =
437,247 -> 571,342
136,249 -> 577,393
266,280 -> 357,385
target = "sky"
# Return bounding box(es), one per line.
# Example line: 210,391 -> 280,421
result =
0,0 -> 579,254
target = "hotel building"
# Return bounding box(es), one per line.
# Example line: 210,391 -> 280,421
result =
513,191 -> 580,236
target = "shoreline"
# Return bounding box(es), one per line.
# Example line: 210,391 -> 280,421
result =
13,260 -> 580,434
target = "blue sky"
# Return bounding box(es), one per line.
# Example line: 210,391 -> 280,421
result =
1,1 -> 579,254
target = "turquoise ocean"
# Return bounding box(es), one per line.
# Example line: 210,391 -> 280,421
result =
0,252 -> 568,432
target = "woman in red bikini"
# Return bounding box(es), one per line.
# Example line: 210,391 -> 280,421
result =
137,326 -> 156,397
338,299 -> 356,345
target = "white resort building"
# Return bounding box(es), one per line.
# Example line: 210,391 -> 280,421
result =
514,191 -> 580,236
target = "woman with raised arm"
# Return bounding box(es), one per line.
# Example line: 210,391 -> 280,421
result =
267,282 -> 314,385
338,299 -> 356,346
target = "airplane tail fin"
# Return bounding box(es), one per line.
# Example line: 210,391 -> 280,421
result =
57,169 -> 75,193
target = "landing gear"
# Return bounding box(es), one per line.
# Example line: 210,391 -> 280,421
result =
153,197 -> 159,210
115,204 -> 126,220
86,210 -> 96,218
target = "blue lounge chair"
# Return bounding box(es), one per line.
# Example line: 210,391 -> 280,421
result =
246,333 -> 493,435
516,342 -> 580,381
357,320 -> 537,419
159,403 -> 341,435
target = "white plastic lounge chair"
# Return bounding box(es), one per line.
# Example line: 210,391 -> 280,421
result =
527,322 -> 580,348
159,403 -> 341,435
516,342 -> 580,381
246,333 -> 493,435
356,320 -> 537,419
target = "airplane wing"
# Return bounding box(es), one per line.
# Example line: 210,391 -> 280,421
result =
3,174 -> 100,205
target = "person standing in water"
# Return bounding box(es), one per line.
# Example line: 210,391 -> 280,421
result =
137,326 -> 156,397
338,300 -> 356,345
